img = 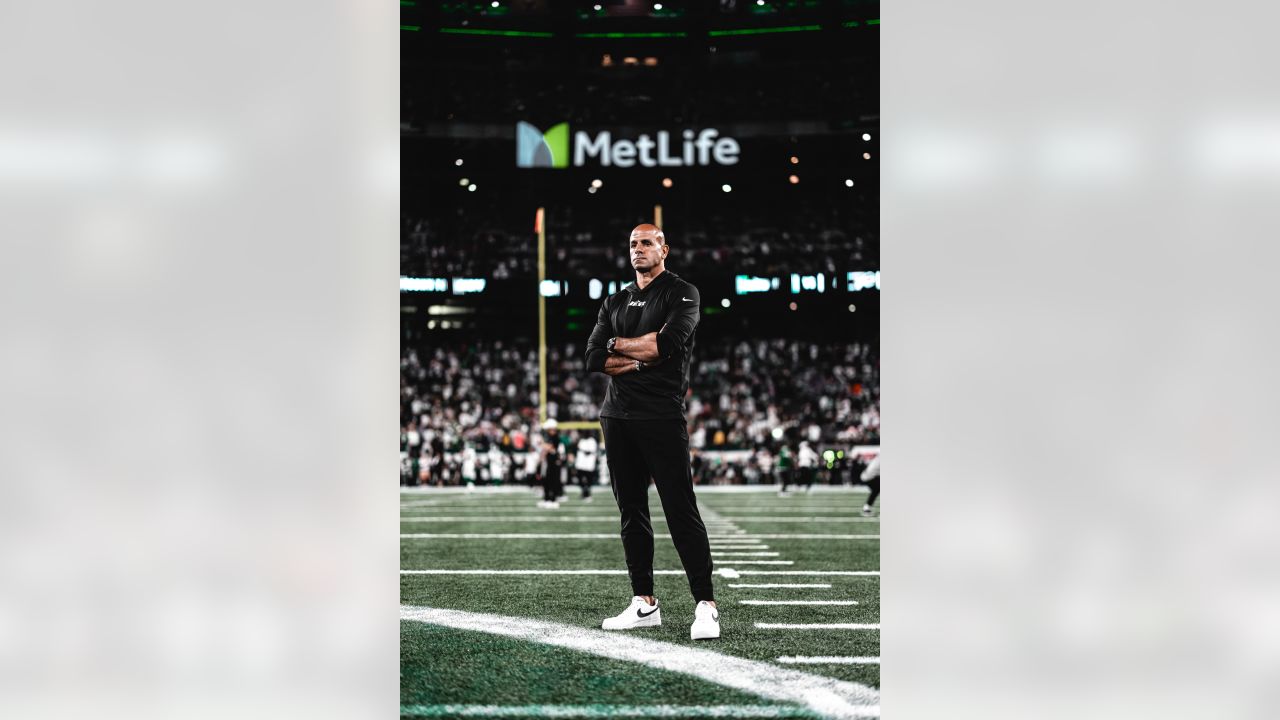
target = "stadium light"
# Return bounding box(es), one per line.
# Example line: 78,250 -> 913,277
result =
654,3 -> 663,9
588,186 -> 597,194
589,279 -> 603,299
862,133 -> 872,141
455,158 -> 464,166
594,3 -> 601,9
790,155 -> 799,164
662,177 -> 673,188
458,177 -> 469,186
757,0 -> 765,5
863,152 -> 871,160
452,278 -> 486,294
789,174 -> 799,184
468,183 -> 477,191
722,183 -> 732,192
845,178 -> 854,187
789,301 -> 797,311
771,427 -> 784,439
720,298 -> 730,308
591,178 -> 602,188
848,304 -> 857,312
491,1 -> 499,6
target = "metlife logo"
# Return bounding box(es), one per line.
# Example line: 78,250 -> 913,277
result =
516,121 -> 740,169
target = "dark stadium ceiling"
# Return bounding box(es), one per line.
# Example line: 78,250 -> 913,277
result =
401,0 -> 879,37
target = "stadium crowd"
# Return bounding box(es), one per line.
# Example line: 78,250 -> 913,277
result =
400,337 -> 878,487
401,203 -> 877,279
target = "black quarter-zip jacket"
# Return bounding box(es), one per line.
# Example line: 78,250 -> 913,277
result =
584,269 -> 700,420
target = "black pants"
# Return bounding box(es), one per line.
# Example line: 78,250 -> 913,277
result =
543,465 -> 562,502
865,477 -> 880,506
601,417 -> 714,602
576,469 -> 595,498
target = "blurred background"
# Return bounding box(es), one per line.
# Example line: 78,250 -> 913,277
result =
400,0 -> 880,489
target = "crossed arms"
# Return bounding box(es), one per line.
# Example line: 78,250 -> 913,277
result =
585,287 -> 700,377
599,333 -> 662,377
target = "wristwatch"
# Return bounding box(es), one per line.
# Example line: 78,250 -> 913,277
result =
607,337 -> 617,353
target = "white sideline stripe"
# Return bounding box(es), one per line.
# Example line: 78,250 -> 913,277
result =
709,546 -> 771,550
776,657 -> 880,666
712,560 -> 794,565
401,605 -> 880,719
401,569 -> 875,577
728,584 -> 832,589
712,552 -> 781,557
399,704 -> 823,718
739,600 -> 858,606
756,623 -> 880,630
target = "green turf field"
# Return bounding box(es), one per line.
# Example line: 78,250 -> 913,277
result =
401,486 -> 879,720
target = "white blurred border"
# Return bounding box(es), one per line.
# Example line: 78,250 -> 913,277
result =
0,1 -> 398,717
885,2 -> 1280,718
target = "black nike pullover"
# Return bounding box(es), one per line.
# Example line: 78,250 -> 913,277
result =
584,269 -> 700,420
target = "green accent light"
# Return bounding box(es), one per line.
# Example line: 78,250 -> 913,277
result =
566,322 -> 582,331
400,1 -> 415,6
575,31 -> 688,38
837,450 -> 845,459
868,19 -> 880,25
401,25 -> 420,31
439,27 -> 554,38
842,21 -> 860,27
708,24 -> 821,37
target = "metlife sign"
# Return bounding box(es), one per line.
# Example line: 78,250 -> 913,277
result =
516,121 -> 740,169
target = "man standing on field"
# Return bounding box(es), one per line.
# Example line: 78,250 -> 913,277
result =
584,224 -> 719,641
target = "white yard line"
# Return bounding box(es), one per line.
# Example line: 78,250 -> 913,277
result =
712,552 -> 781,557
711,560 -> 794,565
738,571 -> 879,577
401,486 -> 869,495
399,515 -> 655,520
709,546 -> 771,550
739,600 -> 859,606
776,657 -> 880,666
722,518 -> 879,523
400,704 -> 827,718
755,623 -> 880,630
403,569 -> 874,576
400,568 -> 867,577
401,605 -> 879,719
727,584 -> 832,589
715,535 -> 878,540
402,533 -> 661,540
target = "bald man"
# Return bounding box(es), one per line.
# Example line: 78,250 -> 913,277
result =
585,224 -> 719,640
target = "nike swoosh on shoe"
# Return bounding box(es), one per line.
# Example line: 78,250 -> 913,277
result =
637,606 -> 658,618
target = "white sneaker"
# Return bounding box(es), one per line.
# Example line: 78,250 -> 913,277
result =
862,504 -> 875,516
691,601 -> 720,640
601,596 -> 661,630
